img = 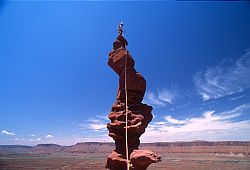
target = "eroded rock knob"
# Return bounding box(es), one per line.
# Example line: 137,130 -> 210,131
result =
130,150 -> 161,170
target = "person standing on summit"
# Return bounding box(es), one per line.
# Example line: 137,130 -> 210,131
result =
115,22 -> 128,48
117,22 -> 124,35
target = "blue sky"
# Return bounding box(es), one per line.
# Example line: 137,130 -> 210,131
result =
0,1 -> 250,145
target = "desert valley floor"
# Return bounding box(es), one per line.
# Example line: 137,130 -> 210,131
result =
0,142 -> 250,170
1,152 -> 250,170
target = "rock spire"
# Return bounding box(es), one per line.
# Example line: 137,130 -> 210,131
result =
105,34 -> 161,170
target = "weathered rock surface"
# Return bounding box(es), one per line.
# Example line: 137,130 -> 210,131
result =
130,150 -> 161,170
106,35 -> 161,170
106,150 -> 128,170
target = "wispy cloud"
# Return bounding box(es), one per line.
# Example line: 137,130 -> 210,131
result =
143,92 -> 166,106
45,134 -> 53,138
164,115 -> 187,124
229,94 -> 246,101
1,130 -> 15,136
79,114 -> 108,132
141,104 -> 250,142
89,123 -> 106,131
143,89 -> 177,107
193,49 -> 250,101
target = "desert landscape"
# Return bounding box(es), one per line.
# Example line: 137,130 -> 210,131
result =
1,1 -> 250,170
0,141 -> 250,170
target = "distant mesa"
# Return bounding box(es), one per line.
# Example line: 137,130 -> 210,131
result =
33,144 -> 65,153
0,141 -> 250,155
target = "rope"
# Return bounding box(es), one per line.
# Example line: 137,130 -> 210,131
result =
124,47 -> 130,170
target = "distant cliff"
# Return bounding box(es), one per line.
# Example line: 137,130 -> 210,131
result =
141,141 -> 250,156
63,142 -> 114,153
142,141 -> 250,147
1,141 -> 250,155
33,144 -> 66,153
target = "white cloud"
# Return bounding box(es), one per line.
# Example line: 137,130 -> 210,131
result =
79,115 -> 108,132
45,134 -> 53,138
193,49 -> 250,101
30,134 -> 36,137
1,130 -> 15,136
158,89 -> 175,104
89,123 -> 106,131
95,115 -> 109,121
164,115 -> 186,124
155,122 -> 166,125
141,104 -> 250,142
229,94 -> 246,101
143,92 -> 166,106
143,89 -> 177,107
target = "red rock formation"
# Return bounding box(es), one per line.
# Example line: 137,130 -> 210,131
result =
130,150 -> 161,170
106,35 -> 161,170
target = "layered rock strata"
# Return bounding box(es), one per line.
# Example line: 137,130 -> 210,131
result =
106,35 -> 161,170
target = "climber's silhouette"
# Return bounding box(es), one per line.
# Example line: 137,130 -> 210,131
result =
117,22 -> 124,35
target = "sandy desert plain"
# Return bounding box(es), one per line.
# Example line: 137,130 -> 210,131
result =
0,141 -> 250,170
